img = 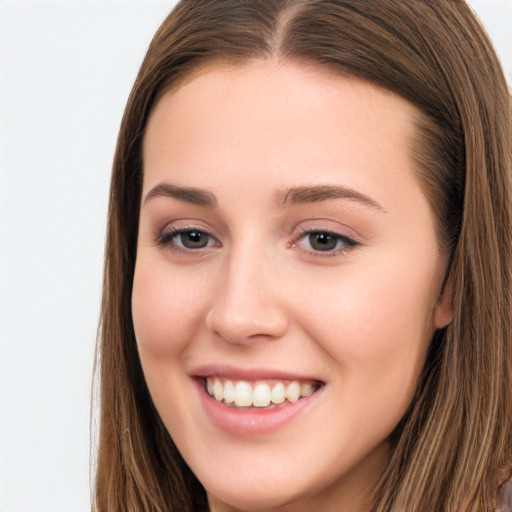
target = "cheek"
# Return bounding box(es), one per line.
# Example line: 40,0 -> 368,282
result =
305,258 -> 435,342
131,259 -> 207,358
301,256 -> 438,409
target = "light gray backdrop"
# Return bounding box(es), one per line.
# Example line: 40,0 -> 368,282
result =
1,1 -> 510,511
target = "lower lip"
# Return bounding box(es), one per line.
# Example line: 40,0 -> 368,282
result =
194,380 -> 321,436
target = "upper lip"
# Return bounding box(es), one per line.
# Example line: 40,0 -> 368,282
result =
190,364 -> 324,383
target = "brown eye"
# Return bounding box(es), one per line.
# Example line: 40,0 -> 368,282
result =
308,232 -> 340,251
156,228 -> 219,251
179,230 -> 211,249
297,231 -> 358,255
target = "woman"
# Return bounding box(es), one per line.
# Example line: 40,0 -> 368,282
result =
92,1 -> 512,511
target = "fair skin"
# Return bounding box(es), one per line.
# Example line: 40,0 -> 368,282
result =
132,61 -> 452,512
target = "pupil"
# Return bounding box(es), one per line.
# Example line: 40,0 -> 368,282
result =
309,232 -> 337,251
182,231 -> 208,248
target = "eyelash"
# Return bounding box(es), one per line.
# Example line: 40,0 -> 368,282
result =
155,227 -> 220,253
292,229 -> 359,257
155,226 -> 359,257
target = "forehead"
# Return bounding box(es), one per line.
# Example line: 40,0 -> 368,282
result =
146,59 -> 417,135
143,60 -> 419,177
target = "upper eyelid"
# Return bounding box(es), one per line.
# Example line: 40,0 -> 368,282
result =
156,225 -> 218,241
155,220 -> 218,239
293,223 -> 360,243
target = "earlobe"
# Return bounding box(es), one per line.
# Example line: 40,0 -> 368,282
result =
434,278 -> 453,329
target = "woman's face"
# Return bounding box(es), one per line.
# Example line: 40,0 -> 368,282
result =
133,61 -> 452,512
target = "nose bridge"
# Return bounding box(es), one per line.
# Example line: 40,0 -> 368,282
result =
206,238 -> 289,344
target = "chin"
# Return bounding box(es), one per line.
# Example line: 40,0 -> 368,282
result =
207,485 -> 300,512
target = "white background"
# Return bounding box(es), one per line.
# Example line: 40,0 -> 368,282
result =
0,1 -> 510,511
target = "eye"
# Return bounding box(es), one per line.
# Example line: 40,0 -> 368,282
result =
298,231 -> 358,254
156,228 -> 219,251
176,230 -> 213,249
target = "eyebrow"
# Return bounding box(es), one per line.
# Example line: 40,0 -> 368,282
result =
276,185 -> 386,212
143,182 -> 385,212
143,183 -> 218,208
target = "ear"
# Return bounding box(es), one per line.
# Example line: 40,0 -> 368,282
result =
434,277 -> 453,329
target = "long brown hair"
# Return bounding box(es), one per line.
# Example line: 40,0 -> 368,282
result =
92,1 -> 512,510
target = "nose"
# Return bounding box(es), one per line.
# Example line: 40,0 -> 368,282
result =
205,248 -> 290,345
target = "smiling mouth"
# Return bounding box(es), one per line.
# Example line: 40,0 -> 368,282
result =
202,377 -> 324,410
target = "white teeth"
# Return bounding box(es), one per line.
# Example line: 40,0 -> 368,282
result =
224,380 -> 235,404
253,383 -> 271,407
234,381 -> 253,407
270,382 -> 285,404
285,381 -> 300,403
213,378 -> 223,402
205,377 -> 318,408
